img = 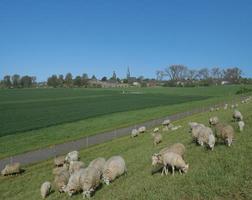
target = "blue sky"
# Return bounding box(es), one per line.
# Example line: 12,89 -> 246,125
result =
0,0 -> 252,81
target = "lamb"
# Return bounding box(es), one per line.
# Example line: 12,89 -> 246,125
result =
131,129 -> 139,138
197,127 -> 216,150
209,116 -> 219,126
233,110 -> 243,121
212,122 -> 235,146
54,155 -> 65,167
153,127 -> 159,133
1,162 -> 22,176
64,167 -> 101,198
159,143 -> 186,157
69,161 -> 85,175
138,126 -> 146,133
162,119 -> 171,126
102,156 -> 127,185
65,151 -> 80,163
88,157 -> 106,175
152,133 -> 162,146
54,169 -> 70,192
238,121 -> 245,132
152,152 -> 189,176
40,181 -> 51,199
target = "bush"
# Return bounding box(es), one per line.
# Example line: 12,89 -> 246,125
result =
236,86 -> 252,95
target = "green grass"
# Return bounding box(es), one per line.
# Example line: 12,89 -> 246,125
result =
0,85 -> 250,159
0,99 -> 252,200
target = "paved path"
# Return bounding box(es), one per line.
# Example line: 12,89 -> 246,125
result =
0,104 -> 219,170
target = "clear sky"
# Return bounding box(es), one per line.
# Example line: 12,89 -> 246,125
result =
0,0 -> 252,81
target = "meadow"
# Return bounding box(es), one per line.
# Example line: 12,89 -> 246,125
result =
0,85 -> 249,158
0,96 -> 251,200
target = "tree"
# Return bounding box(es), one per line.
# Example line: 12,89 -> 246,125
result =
156,70 -> 165,81
198,68 -> 209,80
164,65 -> 188,81
187,70 -> 198,80
20,75 -> 32,88
223,67 -> 242,84
101,76 -> 107,82
110,71 -> 117,82
211,67 -> 223,80
58,74 -> 64,87
65,73 -> 73,87
3,75 -> 12,88
91,75 -> 97,80
47,75 -> 59,88
74,76 -> 82,87
81,73 -> 89,87
126,67 -> 131,79
12,74 -> 20,88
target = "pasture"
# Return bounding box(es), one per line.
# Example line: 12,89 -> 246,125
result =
0,85 -> 248,158
0,97 -> 251,200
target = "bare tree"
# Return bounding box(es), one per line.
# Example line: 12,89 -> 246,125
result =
187,69 -> 199,80
223,67 -> 242,83
198,68 -> 209,80
156,70 -> 165,81
211,67 -> 223,80
164,65 -> 188,81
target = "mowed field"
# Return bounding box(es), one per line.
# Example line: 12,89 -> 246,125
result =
0,85 -> 249,158
0,97 -> 251,200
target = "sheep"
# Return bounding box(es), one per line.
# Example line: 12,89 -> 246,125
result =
88,157 -> 106,175
65,151 -> 80,163
153,127 -> 159,133
54,156 -> 65,167
238,121 -> 245,132
162,126 -> 169,132
138,126 -> 146,133
190,124 -> 206,142
170,125 -> 182,131
152,133 -> 162,146
52,164 -> 69,175
54,169 -> 70,192
231,104 -> 235,109
102,156 -> 127,185
209,116 -> 219,126
216,107 -> 220,111
64,167 -> 101,198
197,127 -> 216,150
152,152 -> 189,176
233,110 -> 243,121
69,161 -> 85,175
210,107 -> 215,112
162,119 -> 170,126
159,143 -> 186,157
212,122 -> 235,146
1,162 -> 22,176
131,129 -> 139,138
224,104 -> 228,110
235,103 -> 239,108
40,181 -> 51,199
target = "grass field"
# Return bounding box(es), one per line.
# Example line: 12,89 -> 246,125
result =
0,85 -> 250,159
0,97 -> 251,200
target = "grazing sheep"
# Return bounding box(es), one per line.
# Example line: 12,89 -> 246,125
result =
238,121 -> 245,132
162,119 -> 171,126
138,126 -> 146,133
52,164 -> 69,175
190,124 -> 206,142
153,127 -> 159,133
197,127 -> 216,150
1,163 -> 22,176
213,122 -> 235,146
216,107 -> 220,111
88,157 -> 106,175
54,169 -> 70,192
102,156 -> 127,185
159,143 -> 186,157
40,181 -> 51,199
152,152 -> 189,176
209,116 -> 219,126
131,129 -> 139,138
170,125 -> 182,131
224,104 -> 228,110
241,100 -> 245,104
233,110 -> 243,121
210,107 -> 214,112
69,161 -> 85,175
65,151 -> 80,163
235,103 -> 239,108
162,126 -> 169,132
63,169 -> 84,196
152,133 -> 162,146
231,104 -> 235,109
54,156 -> 65,167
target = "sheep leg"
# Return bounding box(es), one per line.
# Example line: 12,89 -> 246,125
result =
179,169 -> 182,175
172,166 -> 175,176
161,167 -> 165,176
165,165 -> 169,176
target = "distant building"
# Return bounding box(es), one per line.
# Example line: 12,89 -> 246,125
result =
221,81 -> 230,85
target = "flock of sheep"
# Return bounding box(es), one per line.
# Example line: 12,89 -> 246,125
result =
1,96 -> 251,199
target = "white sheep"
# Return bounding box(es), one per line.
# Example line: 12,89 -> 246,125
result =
40,181 -> 51,199
65,151 -> 80,163
88,157 -> 106,175
152,152 -> 189,176
1,163 -> 22,176
54,156 -> 65,167
190,124 -> 206,142
216,107 -> 220,111
153,127 -> 159,133
210,107 -> 215,112
233,110 -> 243,121
152,133 -> 162,146
238,121 -> 245,132
138,126 -> 146,133
213,122 -> 235,146
197,127 -> 216,150
102,156 -> 127,185
209,116 -> 219,126
170,125 -> 182,131
162,119 -> 171,126
54,169 -> 70,192
69,161 -> 85,175
131,129 -> 139,138
224,104 -> 228,110
159,143 -> 186,158
231,104 -> 235,109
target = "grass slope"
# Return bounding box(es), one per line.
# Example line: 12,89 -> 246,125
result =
0,100 -> 251,200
